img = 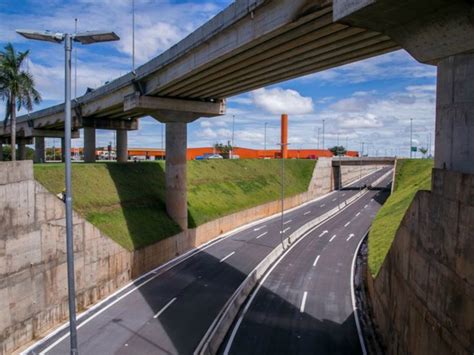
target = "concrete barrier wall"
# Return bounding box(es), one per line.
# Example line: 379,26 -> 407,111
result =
1,158 -> 335,354
367,169 -> 473,354
340,164 -> 383,187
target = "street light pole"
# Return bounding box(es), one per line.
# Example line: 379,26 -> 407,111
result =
264,122 -> 268,155
322,119 -> 325,150
410,118 -> 413,159
231,115 -> 235,158
63,33 -> 78,354
17,28 -> 119,355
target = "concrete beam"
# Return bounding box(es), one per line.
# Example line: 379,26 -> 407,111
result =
83,127 -> 96,163
166,122 -> 188,230
116,130 -> 128,163
124,94 -> 226,122
333,0 -> 474,64
34,137 -> 45,164
81,117 -> 139,131
20,127 -> 81,139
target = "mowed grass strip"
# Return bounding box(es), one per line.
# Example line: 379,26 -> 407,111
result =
34,159 -> 315,251
368,159 -> 433,276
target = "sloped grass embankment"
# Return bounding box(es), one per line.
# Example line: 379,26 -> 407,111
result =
34,159 -> 315,251
368,159 -> 433,276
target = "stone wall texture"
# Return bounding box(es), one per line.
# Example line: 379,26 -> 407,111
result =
0,158 -> 337,354
368,168 -> 474,354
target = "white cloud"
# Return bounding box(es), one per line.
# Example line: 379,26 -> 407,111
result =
251,87 -> 314,115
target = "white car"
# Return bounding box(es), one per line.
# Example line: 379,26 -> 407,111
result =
207,154 -> 223,159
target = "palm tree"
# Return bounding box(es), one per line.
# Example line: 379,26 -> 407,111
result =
0,43 -> 41,161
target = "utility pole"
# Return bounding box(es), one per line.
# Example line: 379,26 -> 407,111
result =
161,122 -> 164,160
322,119 -> 325,150
410,118 -> 413,158
231,115 -> 235,159
132,0 -> 135,74
74,19 -> 77,100
317,128 -> 321,149
264,122 -> 268,155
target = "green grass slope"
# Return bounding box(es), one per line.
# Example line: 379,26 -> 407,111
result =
34,159 -> 315,251
369,159 -> 433,276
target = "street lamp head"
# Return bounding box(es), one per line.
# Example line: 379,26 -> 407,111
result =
16,29 -> 64,43
74,31 -> 120,44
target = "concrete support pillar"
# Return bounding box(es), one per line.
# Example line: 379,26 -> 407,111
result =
34,137 -> 45,163
84,127 -> 96,163
60,138 -> 66,162
435,53 -> 474,174
18,142 -> 27,161
165,122 -> 188,230
116,130 -> 128,163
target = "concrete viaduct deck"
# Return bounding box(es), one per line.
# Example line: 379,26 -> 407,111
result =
2,0 -> 473,230
331,157 -> 395,166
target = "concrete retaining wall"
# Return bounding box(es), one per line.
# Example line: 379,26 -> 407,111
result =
367,169 -> 474,354
1,158 -> 335,354
340,164 -> 382,187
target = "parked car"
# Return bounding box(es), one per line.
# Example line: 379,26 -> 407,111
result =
207,154 -> 223,159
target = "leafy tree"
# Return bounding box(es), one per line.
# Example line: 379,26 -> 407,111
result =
329,145 -> 347,156
213,140 -> 233,158
0,43 -> 41,161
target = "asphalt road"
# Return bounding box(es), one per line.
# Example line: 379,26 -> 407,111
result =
221,175 -> 392,355
26,167 -> 391,355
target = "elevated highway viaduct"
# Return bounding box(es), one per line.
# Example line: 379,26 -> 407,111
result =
2,0 -> 473,232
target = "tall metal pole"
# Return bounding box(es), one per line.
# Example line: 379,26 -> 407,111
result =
64,33 -> 78,355
317,128 -> 321,149
74,19 -> 78,100
410,118 -> 413,159
132,0 -> 135,73
161,122 -> 164,160
264,122 -> 267,154
231,115 -> 235,158
280,143 -> 285,248
322,119 -> 325,150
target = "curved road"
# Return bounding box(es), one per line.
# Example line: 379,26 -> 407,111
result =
221,175 -> 392,354
25,168 -> 391,355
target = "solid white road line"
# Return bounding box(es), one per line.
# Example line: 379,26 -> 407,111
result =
346,234 -> 355,241
304,211 -> 311,215
283,219 -> 292,225
220,251 -> 235,263
153,298 -> 177,319
312,255 -> 320,267
319,230 -> 328,238
364,204 -> 368,208
254,225 -> 266,231
256,232 -> 268,239
332,198 -> 337,202
329,235 -> 337,242
344,221 -> 351,227
356,212 -> 361,217
351,234 -> 369,355
300,292 -> 308,313
283,227 -> 291,233
320,204 -> 326,208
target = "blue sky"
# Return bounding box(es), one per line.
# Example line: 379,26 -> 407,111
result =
0,0 -> 437,156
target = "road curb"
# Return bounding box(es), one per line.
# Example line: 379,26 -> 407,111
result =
196,188 -> 370,355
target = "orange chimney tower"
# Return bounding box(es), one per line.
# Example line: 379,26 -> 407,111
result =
281,113 -> 288,159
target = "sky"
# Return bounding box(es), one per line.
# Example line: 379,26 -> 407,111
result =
0,0 -> 437,157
